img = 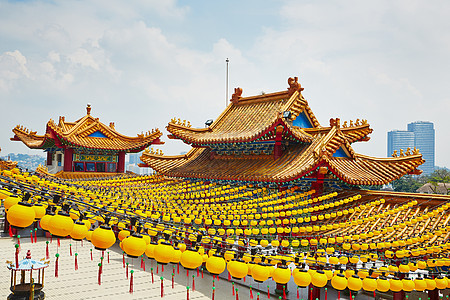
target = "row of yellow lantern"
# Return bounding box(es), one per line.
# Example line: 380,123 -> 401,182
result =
157,196 -> 381,229
3,185 -> 447,264
4,191 -> 450,290
126,236 -> 450,292
1,171 -> 448,272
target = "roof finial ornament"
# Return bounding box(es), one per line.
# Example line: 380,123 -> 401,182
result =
86,103 -> 92,115
329,118 -> 340,128
231,87 -> 243,104
287,76 -> 304,96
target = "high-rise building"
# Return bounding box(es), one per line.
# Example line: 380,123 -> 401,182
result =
387,121 -> 435,175
387,131 -> 415,158
407,121 -> 435,175
128,152 -> 141,165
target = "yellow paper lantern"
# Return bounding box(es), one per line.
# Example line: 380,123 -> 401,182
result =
362,277 -> 377,292
206,254 -> 226,275
180,249 -> 203,270
227,259 -> 248,280
145,242 -> 157,259
311,270 -> 328,288
389,277 -> 403,292
118,230 -> 131,242
331,273 -> 348,290
402,278 -> 415,292
32,203 -> 46,220
252,263 -> 270,283
7,202 -> 36,229
435,276 -> 447,290
48,211 -> 74,238
91,225 -> 116,250
272,265 -> 291,284
414,278 -> 427,292
70,221 -> 88,241
122,233 -> 147,258
376,276 -> 390,292
293,269 -> 311,287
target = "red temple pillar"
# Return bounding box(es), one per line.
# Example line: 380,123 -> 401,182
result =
46,151 -> 52,165
273,125 -> 284,159
428,286 -> 438,300
63,148 -> 73,172
117,151 -> 125,173
311,167 -> 327,196
308,284 -> 320,300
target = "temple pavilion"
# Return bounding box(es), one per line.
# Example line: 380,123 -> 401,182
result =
140,76 -> 424,193
11,104 -> 163,179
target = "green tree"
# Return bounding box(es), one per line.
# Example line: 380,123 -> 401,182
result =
391,175 -> 427,193
427,168 -> 450,194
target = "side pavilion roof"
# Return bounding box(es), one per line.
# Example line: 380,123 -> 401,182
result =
11,105 -> 163,153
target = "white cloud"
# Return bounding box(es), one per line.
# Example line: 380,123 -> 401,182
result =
48,51 -> 61,63
68,48 -> 100,70
0,50 -> 32,90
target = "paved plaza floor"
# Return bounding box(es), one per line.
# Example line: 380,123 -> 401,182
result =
0,236 -> 240,300
0,236 -> 383,300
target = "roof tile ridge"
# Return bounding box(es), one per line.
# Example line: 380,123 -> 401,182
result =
235,90 -> 289,104
109,127 -> 162,142
280,119 -> 313,142
12,124 -> 44,138
354,152 -> 423,162
166,122 -> 212,133
312,126 -> 337,158
283,90 -> 301,113
208,102 -> 234,131
76,119 -> 116,138
62,115 -> 91,136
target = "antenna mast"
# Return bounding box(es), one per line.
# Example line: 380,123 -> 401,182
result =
226,58 -> 229,107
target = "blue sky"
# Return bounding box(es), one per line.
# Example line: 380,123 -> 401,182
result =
1,0 -> 449,167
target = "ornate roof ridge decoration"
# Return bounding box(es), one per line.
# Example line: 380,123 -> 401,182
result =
166,76 -> 321,146
287,76 -> 304,97
167,115 -> 313,146
11,125 -> 49,149
35,164 -> 53,176
140,76 -> 425,185
230,87 -> 243,104
210,153 -> 273,160
303,118 -> 372,144
12,104 -> 164,152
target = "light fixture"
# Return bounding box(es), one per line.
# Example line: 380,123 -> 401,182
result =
282,111 -> 292,119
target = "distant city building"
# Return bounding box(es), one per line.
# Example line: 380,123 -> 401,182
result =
407,121 -> 435,175
387,121 -> 435,175
387,131 -> 415,158
128,153 -> 141,165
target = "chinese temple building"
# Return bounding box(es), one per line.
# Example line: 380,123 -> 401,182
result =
140,76 -> 424,192
11,104 -> 163,179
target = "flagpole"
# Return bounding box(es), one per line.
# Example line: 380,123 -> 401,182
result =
226,58 -> 229,107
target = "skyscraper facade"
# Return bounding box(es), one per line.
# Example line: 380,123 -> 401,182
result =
387,131 -> 415,158
387,121 -> 435,175
407,121 -> 435,175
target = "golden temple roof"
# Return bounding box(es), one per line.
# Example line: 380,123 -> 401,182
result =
167,85 -> 320,145
140,76 -> 424,185
141,126 -> 424,185
11,104 -> 163,152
